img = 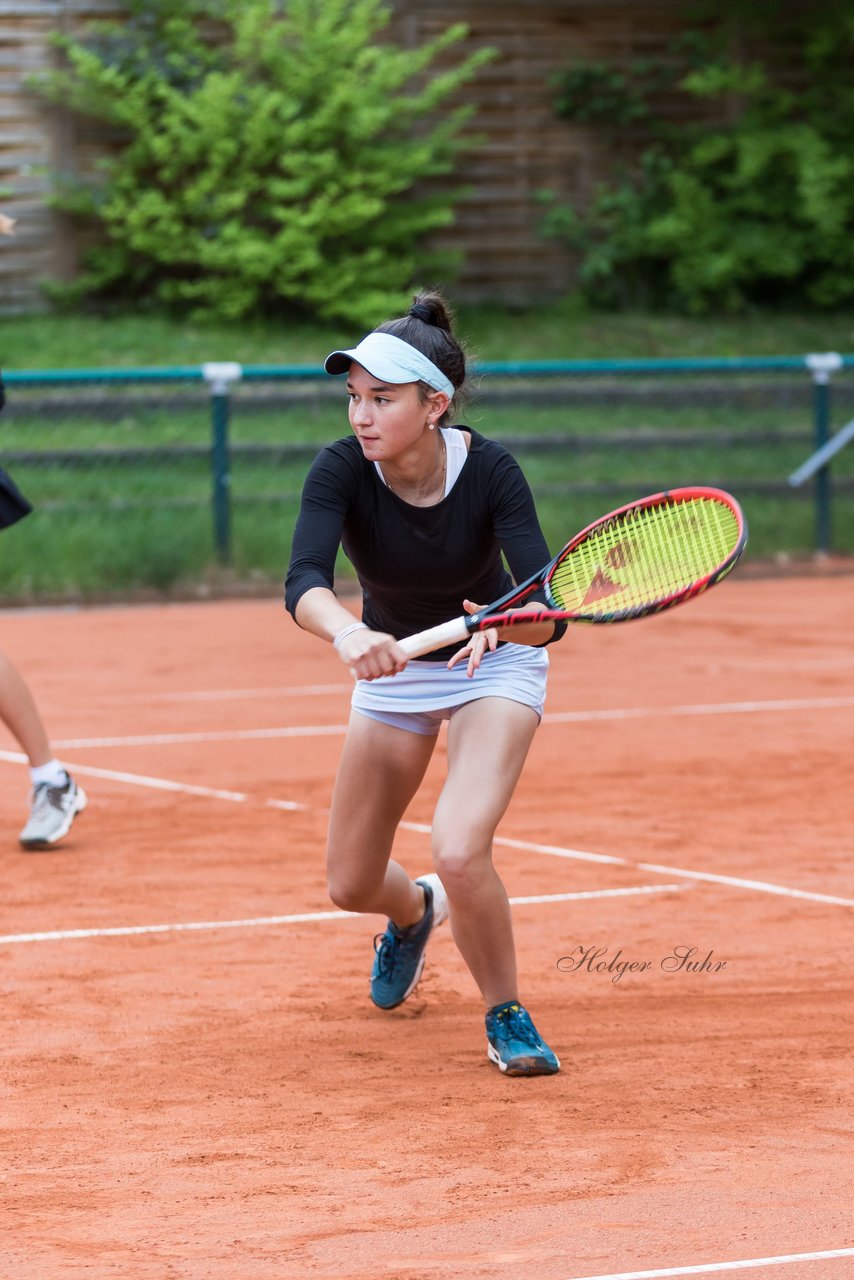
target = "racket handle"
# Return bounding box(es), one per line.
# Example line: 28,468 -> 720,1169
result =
398,617 -> 471,659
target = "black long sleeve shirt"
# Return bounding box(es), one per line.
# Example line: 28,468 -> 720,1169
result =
285,428 -> 565,662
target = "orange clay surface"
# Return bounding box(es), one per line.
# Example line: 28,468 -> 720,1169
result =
0,575 -> 852,1280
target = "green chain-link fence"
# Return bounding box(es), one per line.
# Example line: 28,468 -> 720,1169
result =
1,355 -> 852,602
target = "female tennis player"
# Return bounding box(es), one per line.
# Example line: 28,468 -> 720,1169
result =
285,291 -> 565,1076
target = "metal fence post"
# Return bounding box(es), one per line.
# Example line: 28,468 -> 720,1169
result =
202,362 -> 242,565
805,353 -> 843,554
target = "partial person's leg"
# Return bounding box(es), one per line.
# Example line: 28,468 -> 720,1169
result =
0,649 -> 51,765
432,696 -> 540,1008
0,650 -> 88,849
326,708 -> 437,927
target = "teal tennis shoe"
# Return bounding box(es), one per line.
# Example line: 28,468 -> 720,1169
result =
370,874 -> 448,1009
485,1001 -> 560,1076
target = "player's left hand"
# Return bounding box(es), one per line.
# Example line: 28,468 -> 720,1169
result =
447,599 -> 498,678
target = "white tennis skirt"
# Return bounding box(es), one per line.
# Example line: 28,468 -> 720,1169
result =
351,642 -> 550,736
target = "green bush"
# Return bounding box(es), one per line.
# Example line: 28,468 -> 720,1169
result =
32,0 -> 493,325
543,8 -> 854,313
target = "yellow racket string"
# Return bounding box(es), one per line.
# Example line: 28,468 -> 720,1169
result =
549,497 -> 740,617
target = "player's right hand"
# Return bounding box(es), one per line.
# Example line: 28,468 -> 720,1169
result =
337,628 -> 407,681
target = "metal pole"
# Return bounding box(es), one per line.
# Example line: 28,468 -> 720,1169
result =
805,354 -> 842,554
202,363 -> 242,565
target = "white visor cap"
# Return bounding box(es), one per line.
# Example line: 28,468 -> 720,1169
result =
324,331 -> 454,399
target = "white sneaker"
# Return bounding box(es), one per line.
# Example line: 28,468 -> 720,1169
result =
19,774 -> 87,850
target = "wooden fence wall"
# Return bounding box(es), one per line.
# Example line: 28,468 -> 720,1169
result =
0,0 -> 692,315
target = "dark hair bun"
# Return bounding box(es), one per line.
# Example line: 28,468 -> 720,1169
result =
376,288 -> 466,416
408,301 -> 432,323
408,291 -> 452,332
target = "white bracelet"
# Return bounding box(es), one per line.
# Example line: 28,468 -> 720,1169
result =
332,621 -> 368,652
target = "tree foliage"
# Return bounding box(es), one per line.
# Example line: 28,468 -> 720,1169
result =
33,0 -> 493,324
543,5 -> 854,312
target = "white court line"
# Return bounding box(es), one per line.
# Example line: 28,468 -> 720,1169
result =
637,861 -> 854,908
495,836 -> 854,908
264,797 -> 309,812
0,750 -> 305,811
0,885 -> 686,945
705,657 -> 854,672
51,726 -> 348,748
564,1245 -> 854,1280
491,833 -> 626,866
94,666 -> 852,701
41,694 -> 854,750
546,695 -> 854,724
0,751 -> 252,804
1,758 -> 850,908
100,684 -> 350,704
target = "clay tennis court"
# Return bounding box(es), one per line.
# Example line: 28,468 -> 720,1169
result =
1,570 -> 852,1280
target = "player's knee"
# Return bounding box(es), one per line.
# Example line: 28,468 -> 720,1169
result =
327,873 -> 377,913
432,841 -> 486,895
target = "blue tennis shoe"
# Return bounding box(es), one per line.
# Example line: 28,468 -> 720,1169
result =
370,873 -> 448,1009
485,1001 -> 560,1076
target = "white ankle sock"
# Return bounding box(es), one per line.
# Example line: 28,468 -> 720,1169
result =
30,759 -> 68,787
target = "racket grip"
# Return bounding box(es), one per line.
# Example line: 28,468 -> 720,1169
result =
398,617 -> 471,659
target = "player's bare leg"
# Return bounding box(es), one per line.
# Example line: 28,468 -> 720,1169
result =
432,696 -> 538,1008
326,708 -> 437,926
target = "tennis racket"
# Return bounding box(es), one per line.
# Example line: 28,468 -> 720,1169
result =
398,486 -> 747,659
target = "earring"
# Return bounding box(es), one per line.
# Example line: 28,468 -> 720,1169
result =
427,421 -> 436,430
